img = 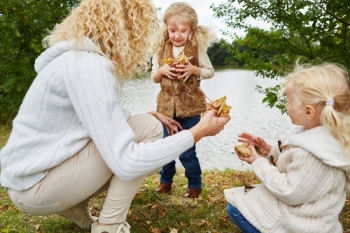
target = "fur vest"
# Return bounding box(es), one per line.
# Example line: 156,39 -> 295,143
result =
156,41 -> 207,118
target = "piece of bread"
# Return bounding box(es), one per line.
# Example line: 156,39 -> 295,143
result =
235,143 -> 270,158
234,143 -> 251,158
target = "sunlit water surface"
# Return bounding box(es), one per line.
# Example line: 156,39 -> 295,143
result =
120,69 -> 293,171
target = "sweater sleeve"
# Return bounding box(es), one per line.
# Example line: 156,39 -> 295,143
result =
252,147 -> 335,205
64,51 -> 194,180
198,48 -> 214,80
265,144 -> 280,165
151,53 -> 159,82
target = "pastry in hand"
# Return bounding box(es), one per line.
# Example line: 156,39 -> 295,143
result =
234,143 -> 251,158
235,143 -> 270,158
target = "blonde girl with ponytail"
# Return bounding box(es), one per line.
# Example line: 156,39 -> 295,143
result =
225,63 -> 350,233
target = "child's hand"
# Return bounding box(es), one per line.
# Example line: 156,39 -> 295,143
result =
238,132 -> 271,156
175,63 -> 199,82
159,63 -> 179,80
238,145 -> 260,164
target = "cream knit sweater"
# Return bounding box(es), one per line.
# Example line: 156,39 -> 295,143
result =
0,38 -> 194,191
225,126 -> 350,232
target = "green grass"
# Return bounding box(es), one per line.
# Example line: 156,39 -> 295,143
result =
1,125 -> 350,233
0,125 -> 11,149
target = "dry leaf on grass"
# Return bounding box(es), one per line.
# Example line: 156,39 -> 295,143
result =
150,227 -> 161,233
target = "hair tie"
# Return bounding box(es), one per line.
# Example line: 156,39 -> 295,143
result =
326,99 -> 334,106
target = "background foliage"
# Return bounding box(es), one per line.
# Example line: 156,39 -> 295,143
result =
0,0 -> 79,123
211,0 -> 350,111
1,0 -> 350,123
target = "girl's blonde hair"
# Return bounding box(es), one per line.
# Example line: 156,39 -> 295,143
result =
43,0 -> 159,79
280,63 -> 350,156
153,2 -> 216,53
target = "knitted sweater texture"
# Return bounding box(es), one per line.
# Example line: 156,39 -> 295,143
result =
225,126 -> 350,232
0,38 -> 194,191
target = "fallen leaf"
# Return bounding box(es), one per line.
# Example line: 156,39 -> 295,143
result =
150,227 -> 161,233
197,219 -> 206,226
203,96 -> 231,117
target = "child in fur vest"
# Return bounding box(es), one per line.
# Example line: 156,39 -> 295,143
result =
151,2 -> 216,198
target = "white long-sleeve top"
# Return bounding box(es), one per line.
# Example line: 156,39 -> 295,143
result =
0,38 -> 194,191
151,45 -> 214,81
225,126 -> 350,232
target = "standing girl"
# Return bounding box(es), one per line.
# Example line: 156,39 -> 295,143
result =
151,2 -> 216,198
225,63 -> 350,232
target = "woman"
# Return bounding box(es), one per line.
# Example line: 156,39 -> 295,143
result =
0,0 -> 230,233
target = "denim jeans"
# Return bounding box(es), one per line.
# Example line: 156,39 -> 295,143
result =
227,203 -> 260,233
159,115 -> 202,189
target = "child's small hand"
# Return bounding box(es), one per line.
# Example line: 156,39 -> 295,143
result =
176,63 -> 198,82
238,132 -> 271,155
238,145 -> 260,164
159,63 -> 179,80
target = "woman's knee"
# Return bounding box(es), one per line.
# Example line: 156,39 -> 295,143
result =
128,113 -> 163,143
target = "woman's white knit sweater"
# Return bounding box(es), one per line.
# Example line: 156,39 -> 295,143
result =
225,126 -> 350,232
0,38 -> 194,191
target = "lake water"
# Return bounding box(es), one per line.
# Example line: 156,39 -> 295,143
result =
120,68 -> 293,171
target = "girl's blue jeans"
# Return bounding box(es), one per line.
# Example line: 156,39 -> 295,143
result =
227,203 -> 260,233
159,115 -> 202,189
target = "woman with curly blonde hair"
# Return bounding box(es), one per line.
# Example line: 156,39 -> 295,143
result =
0,0 -> 230,232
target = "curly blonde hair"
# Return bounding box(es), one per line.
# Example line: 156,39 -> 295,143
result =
153,2 -> 216,53
43,0 -> 159,79
280,63 -> 350,156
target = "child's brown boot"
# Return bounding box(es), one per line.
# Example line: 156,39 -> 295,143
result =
156,182 -> 172,193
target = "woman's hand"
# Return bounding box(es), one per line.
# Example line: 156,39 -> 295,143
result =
238,132 -> 271,156
148,111 -> 182,135
189,110 -> 230,142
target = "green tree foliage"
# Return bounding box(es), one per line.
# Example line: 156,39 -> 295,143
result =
208,39 -> 234,66
207,39 -> 248,66
0,0 -> 79,123
211,0 -> 350,111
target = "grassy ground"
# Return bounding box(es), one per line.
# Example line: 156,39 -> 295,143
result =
1,125 -> 350,233
0,125 -> 11,149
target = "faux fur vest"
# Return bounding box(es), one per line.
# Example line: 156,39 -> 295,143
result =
156,41 -> 207,118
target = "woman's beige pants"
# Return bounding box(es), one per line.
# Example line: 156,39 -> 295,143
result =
7,113 -> 162,224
